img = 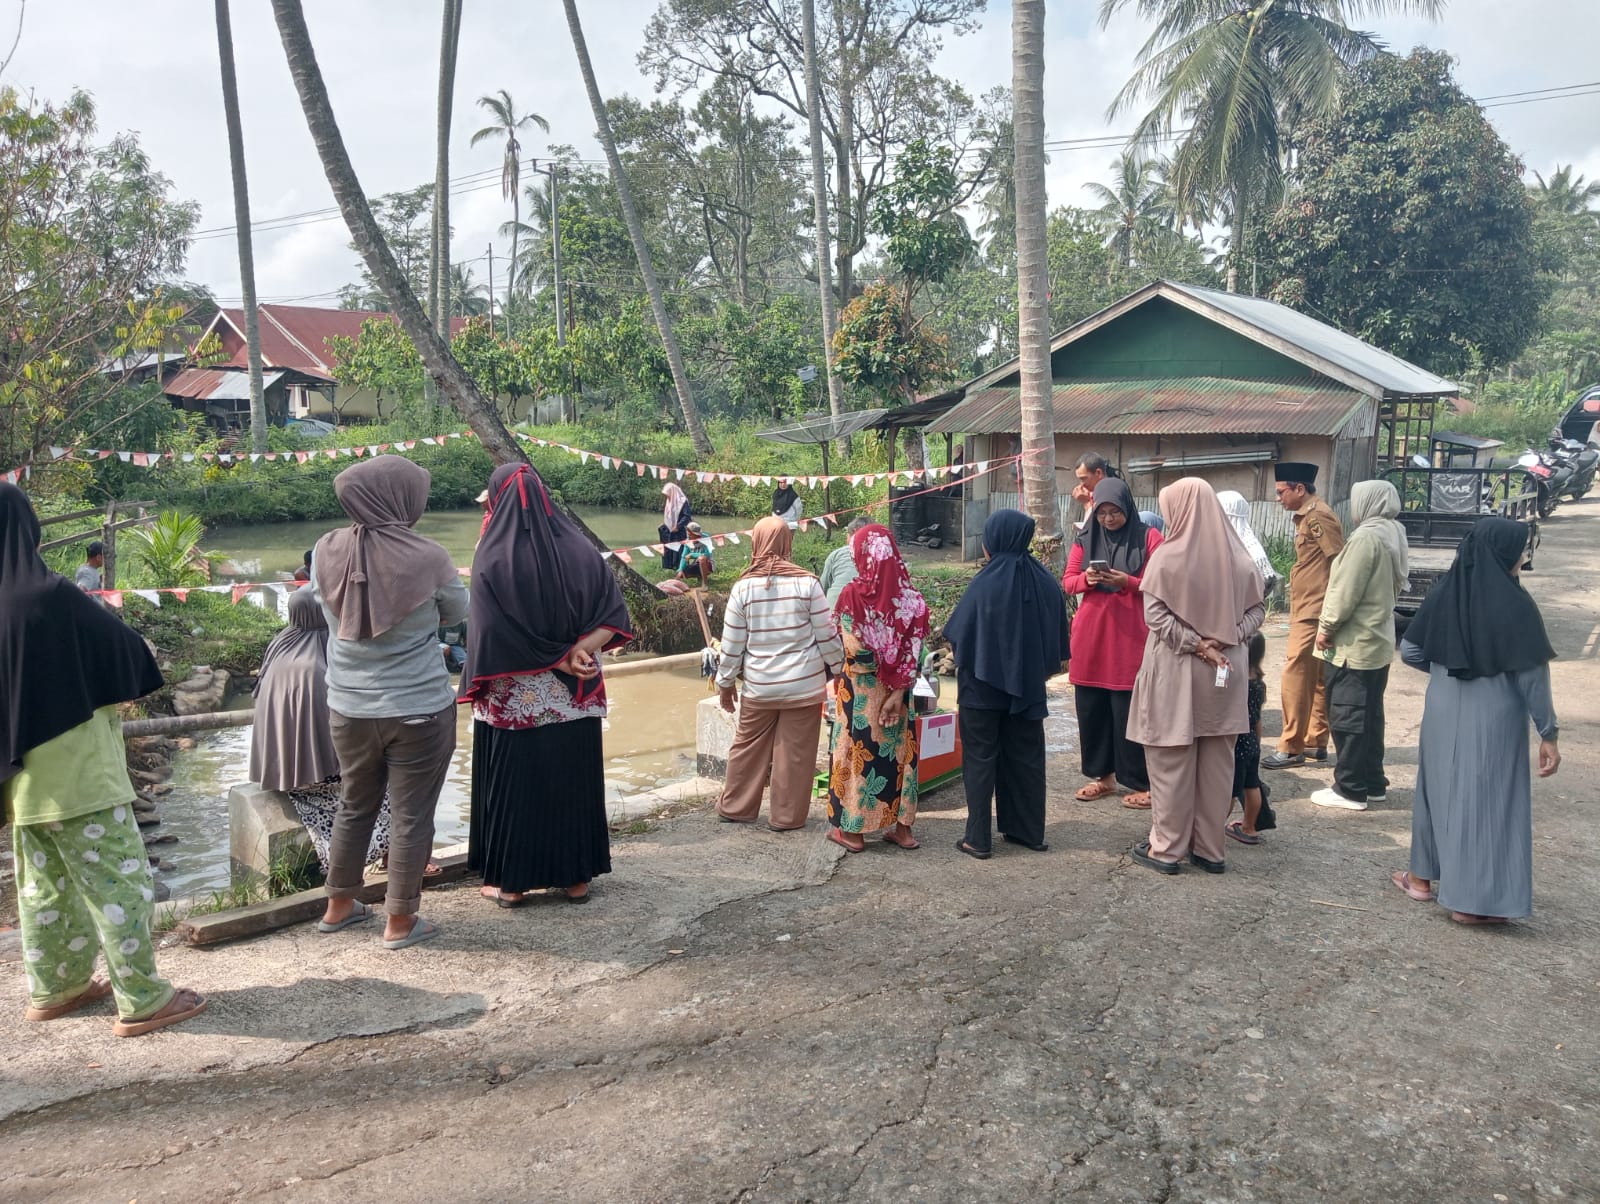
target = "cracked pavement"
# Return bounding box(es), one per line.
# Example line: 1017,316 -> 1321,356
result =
2,509 -> 1598,1201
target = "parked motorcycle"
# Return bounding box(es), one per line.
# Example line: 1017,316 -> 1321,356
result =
1548,434 -> 1599,500
1517,447 -> 1575,518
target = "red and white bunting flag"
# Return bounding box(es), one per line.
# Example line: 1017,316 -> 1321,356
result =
117,451 -> 132,463
249,453 -> 262,463
367,445 -> 381,456
265,452 -> 279,462
403,440 -> 417,450
725,532 -> 742,545
798,518 -> 811,531
614,549 -> 631,564
601,456 -> 613,470
219,454 -> 234,464
379,442 -> 391,452
49,446 -> 66,460
580,451 -> 591,464
350,446 -> 366,458
323,449 -> 339,460
231,584 -> 252,605
975,460 -> 989,473
635,546 -> 652,557
133,452 -> 153,467
635,462 -> 645,477
296,451 -> 310,464
446,432 -> 462,440
863,475 -> 877,487
102,590 -> 124,609
172,589 -> 189,603
181,453 -> 196,462
132,589 -> 161,607
675,468 -> 686,481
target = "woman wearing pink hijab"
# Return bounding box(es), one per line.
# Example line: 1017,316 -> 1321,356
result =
1127,478 -> 1266,875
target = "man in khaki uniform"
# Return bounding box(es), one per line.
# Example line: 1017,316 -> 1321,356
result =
1262,462 -> 1345,769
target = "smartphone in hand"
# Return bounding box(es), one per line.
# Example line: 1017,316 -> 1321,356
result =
1088,559 -> 1110,573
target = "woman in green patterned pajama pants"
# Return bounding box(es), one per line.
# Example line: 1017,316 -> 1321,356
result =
2,483 -> 206,1037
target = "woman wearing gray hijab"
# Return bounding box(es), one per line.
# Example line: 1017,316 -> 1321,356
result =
250,587 -> 389,872
311,456 -> 468,950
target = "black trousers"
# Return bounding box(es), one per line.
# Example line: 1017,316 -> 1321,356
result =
960,705 -> 1047,851
1074,685 -> 1149,791
1322,661 -> 1390,801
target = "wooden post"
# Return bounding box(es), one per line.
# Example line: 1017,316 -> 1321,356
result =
820,440 -> 832,520
102,501 -> 118,591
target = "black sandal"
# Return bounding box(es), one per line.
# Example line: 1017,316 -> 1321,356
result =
1130,841 -> 1181,875
955,839 -> 992,860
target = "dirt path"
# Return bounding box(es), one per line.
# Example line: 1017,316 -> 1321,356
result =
2,507 -> 1597,1202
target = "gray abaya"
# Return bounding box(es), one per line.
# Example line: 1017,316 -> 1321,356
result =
1402,638 -> 1558,918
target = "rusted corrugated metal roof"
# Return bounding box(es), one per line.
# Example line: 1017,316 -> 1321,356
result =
164,368 -> 283,400
927,376 -> 1369,437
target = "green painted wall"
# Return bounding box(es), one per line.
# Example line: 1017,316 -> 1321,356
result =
1049,297 -> 1311,381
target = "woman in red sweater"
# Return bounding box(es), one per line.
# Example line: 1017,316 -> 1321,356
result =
1062,478 -> 1163,808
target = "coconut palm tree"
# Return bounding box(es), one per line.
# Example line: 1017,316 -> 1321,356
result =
213,0 -> 267,455
471,89 -> 550,322
1084,151 -> 1168,271
1101,0 -> 1445,291
561,0 -> 713,456
447,263 -> 490,317
1531,165 -> 1600,218
1013,0 -> 1061,557
269,0 -> 666,618
801,0 -> 845,429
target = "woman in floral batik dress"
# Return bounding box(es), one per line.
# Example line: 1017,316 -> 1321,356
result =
826,524 -> 929,852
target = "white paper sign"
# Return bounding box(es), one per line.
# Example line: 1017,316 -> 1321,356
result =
920,713 -> 956,758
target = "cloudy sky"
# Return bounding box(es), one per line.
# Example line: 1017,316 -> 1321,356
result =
4,0 -> 1597,309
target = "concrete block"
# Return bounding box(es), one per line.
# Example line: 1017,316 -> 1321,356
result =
696,695 -> 737,780
228,782 -> 315,884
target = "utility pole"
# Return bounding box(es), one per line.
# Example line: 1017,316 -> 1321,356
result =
486,242 -> 495,331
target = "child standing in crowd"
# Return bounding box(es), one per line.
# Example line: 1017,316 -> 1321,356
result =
1227,633 -> 1275,845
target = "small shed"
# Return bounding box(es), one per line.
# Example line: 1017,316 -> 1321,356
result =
929,280 -> 1457,556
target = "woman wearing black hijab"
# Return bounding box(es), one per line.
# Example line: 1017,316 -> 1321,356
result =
771,478 -> 802,524
945,509 -> 1070,857
460,463 -> 633,905
1062,478 -> 1162,807
1,483 -> 205,1036
1395,518 -> 1559,925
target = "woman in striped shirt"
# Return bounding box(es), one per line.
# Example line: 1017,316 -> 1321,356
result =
715,517 -> 844,830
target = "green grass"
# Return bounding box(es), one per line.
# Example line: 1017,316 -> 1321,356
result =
122,592 -> 283,695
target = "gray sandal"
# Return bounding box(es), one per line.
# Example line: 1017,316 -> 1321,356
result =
317,901 -> 373,933
383,916 -> 440,950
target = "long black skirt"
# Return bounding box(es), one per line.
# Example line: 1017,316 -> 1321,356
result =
469,717 -> 611,891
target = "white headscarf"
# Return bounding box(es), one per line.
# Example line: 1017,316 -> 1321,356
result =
661,483 -> 689,530
1216,490 -> 1276,589
1348,479 -> 1409,595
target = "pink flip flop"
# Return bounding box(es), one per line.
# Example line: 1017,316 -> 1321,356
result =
1390,870 -> 1435,902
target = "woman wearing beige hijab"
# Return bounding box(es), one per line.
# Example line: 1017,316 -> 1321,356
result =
311,456 -> 468,949
1127,478 -> 1266,875
715,517 -> 843,829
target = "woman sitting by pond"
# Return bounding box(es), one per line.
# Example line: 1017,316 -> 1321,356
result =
461,463 -> 633,906
826,523 -> 928,852
312,455 -> 468,950
251,587 -> 391,874
1,482 -> 206,1036
1062,479 -> 1162,809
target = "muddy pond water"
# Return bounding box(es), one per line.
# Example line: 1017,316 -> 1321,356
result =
155,665 -> 714,899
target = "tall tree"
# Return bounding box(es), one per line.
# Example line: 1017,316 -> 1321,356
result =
213,0 -> 267,454
562,0 -> 713,456
1256,50 -> 1544,375
1101,0 -> 1444,291
1012,0 -> 1060,557
641,0 -> 988,306
802,0 -> 844,426
1531,165 -> 1600,220
471,89 -> 550,328
1084,150 -> 1167,271
430,0 -> 463,401
269,0 -> 665,619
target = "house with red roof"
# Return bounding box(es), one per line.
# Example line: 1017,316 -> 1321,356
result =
164,304 -> 467,428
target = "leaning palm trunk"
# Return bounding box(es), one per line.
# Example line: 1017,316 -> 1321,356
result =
215,0 -> 268,454
561,0 -> 713,458
1012,0 -> 1062,567
268,0 -> 665,618
426,0 -> 462,407
802,0 -> 845,431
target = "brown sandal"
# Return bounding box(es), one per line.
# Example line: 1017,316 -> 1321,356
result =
113,988 -> 207,1038
1074,780 -> 1119,802
1122,792 -> 1153,810
26,978 -> 113,1022
882,823 -> 920,849
1390,870 -> 1435,902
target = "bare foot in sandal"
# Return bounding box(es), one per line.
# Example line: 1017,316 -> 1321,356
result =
1074,777 -> 1119,802
113,987 -> 207,1038
882,822 -> 920,849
